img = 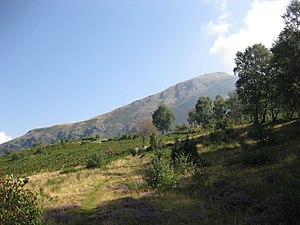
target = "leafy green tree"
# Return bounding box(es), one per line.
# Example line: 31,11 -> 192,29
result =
234,43 -> 271,125
0,175 -> 43,225
152,105 -> 175,133
212,95 -> 227,130
187,109 -> 198,127
271,0 -> 300,122
189,96 -> 213,129
225,91 -> 247,126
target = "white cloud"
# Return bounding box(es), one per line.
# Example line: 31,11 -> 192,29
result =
206,12 -> 231,36
209,0 -> 289,72
0,131 -> 12,144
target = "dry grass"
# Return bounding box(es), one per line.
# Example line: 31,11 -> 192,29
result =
27,154 -> 151,209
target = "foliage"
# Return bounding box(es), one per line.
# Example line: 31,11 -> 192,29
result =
145,151 -> 179,190
86,153 -> 103,169
0,139 -> 141,176
189,96 -> 213,129
174,123 -> 190,133
134,118 -> 158,148
234,43 -> 271,125
171,136 -> 200,166
152,104 -> 175,133
212,95 -> 227,130
0,175 -> 43,225
173,153 -> 194,175
225,91 -> 247,126
149,133 -> 164,151
271,0 -> 300,120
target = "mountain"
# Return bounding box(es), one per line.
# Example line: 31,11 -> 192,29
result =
0,72 -> 237,152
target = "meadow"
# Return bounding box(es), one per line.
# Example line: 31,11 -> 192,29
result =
1,119 -> 299,225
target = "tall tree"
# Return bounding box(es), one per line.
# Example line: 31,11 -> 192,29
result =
234,43 -> 271,125
225,91 -> 246,126
271,0 -> 300,122
212,95 -> 227,130
152,105 -> 175,133
135,118 -> 158,149
189,96 -> 213,129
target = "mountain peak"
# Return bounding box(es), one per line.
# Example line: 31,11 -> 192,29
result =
0,72 -> 237,152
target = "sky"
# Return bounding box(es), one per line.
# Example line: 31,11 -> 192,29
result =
0,0 -> 290,143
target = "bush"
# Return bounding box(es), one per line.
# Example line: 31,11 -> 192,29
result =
149,134 -> 164,151
128,148 -> 137,157
171,136 -> 200,166
86,153 -> 103,169
145,152 -> 179,190
173,153 -> 194,175
11,152 -> 22,161
0,175 -> 43,225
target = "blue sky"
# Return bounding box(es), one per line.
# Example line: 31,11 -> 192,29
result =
0,0 -> 289,142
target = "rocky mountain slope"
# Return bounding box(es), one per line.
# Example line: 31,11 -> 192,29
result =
0,72 -> 237,152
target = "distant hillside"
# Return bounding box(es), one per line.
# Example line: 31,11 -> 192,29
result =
0,72 -> 237,152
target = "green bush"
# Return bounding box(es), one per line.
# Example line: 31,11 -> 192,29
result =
173,153 -> 194,175
171,137 -> 200,166
11,152 -> 22,161
86,153 -> 103,169
149,134 -> 164,151
0,175 -> 43,225
145,152 -> 179,191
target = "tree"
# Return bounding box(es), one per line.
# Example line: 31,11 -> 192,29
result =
212,95 -> 227,130
225,91 -> 246,126
152,105 -> 175,133
135,118 -> 158,148
234,43 -> 271,125
189,96 -> 213,129
271,0 -> 300,123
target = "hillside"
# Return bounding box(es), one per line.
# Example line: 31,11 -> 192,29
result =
1,119 -> 299,224
0,72 -> 236,152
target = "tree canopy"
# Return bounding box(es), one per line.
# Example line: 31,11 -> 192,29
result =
152,105 -> 175,133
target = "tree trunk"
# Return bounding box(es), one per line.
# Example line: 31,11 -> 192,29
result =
260,107 -> 267,124
254,108 -> 259,125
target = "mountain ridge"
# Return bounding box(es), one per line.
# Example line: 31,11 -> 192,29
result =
0,72 -> 237,152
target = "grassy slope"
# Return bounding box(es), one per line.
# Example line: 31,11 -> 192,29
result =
1,120 -> 299,224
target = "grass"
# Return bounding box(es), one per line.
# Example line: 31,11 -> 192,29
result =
2,119 -> 300,224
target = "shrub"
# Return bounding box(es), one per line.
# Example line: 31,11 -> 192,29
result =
0,175 -> 43,225
173,153 -> 194,175
145,152 -> 179,190
128,148 -> 137,157
86,153 -> 103,169
11,152 -> 22,161
171,136 -> 200,166
149,134 -> 164,151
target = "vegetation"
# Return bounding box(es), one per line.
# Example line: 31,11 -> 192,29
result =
0,175 -> 43,225
0,2 -> 299,225
152,104 -> 175,133
134,118 -> 158,149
